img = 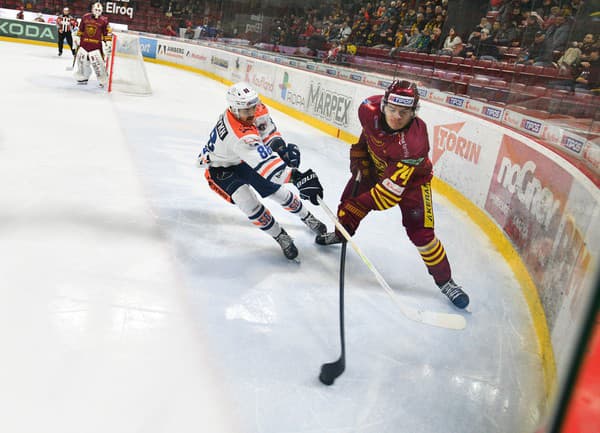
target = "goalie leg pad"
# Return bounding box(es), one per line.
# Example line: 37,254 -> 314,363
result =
74,47 -> 91,81
88,49 -> 108,86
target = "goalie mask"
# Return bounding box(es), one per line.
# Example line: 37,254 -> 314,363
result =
226,82 -> 260,123
92,2 -> 103,18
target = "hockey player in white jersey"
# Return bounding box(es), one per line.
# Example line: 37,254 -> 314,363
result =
199,82 -> 326,260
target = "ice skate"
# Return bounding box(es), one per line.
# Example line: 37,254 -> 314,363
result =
274,229 -> 298,260
315,231 -> 342,245
77,79 -> 88,85
438,279 -> 469,309
301,212 -> 326,235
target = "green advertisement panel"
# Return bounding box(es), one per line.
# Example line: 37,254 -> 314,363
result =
0,18 -> 57,43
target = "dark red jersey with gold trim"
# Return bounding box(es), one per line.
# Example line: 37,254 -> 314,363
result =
77,13 -> 112,52
355,95 -> 433,188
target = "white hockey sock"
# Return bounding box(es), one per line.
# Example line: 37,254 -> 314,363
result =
232,185 -> 282,237
271,187 -> 308,219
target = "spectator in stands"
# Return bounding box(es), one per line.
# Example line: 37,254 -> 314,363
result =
164,24 -> 177,37
542,6 -> 562,29
425,13 -> 445,34
536,0 -> 557,20
489,20 -> 501,40
557,34 -> 595,74
403,8 -> 417,27
375,1 -> 386,18
473,28 -> 501,61
424,4 -> 434,22
574,47 -> 600,93
429,27 -> 444,54
521,14 -> 543,48
478,17 -> 492,33
439,26 -> 463,56
386,1 -> 399,19
333,19 -> 352,43
415,27 -> 432,53
394,27 -> 422,53
549,47 -> 600,92
378,24 -> 395,48
391,26 -> 407,50
352,20 -> 370,46
365,23 -> 382,47
467,25 -> 483,44
521,31 -> 554,66
16,6 -> 24,20
184,25 -> 195,39
414,13 -> 427,32
510,5 -> 525,26
545,14 -> 572,52
493,20 -> 519,47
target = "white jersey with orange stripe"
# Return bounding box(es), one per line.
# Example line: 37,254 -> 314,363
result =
254,103 -> 282,146
199,108 -> 293,185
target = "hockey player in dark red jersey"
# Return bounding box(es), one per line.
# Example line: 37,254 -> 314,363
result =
316,80 -> 469,309
73,2 -> 112,86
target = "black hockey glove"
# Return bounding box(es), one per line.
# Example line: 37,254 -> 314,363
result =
291,169 -> 323,206
269,137 -> 301,168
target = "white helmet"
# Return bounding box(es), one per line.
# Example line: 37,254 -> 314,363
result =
63,7 -> 69,15
92,2 -> 103,18
226,83 -> 259,118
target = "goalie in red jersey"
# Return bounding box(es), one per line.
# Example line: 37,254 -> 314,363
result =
73,2 -> 112,87
316,80 -> 469,309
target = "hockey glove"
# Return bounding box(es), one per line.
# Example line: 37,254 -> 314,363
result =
291,168 -> 323,206
270,137 -> 301,168
337,198 -> 370,236
350,145 -> 371,179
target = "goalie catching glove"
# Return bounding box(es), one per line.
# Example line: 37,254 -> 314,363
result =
291,168 -> 323,205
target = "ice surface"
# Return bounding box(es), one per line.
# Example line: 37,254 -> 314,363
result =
0,41 -> 545,433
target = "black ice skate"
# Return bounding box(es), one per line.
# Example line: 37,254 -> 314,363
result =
77,79 -> 88,85
301,212 -> 326,235
274,229 -> 298,260
315,231 -> 342,245
438,279 -> 469,309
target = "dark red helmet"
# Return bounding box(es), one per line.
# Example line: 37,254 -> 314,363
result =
382,80 -> 419,110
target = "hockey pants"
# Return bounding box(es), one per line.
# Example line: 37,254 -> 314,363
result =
58,31 -> 75,55
339,176 -> 452,285
206,163 -> 308,237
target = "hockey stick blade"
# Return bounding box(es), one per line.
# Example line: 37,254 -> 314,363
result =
319,358 -> 344,385
317,198 -> 466,330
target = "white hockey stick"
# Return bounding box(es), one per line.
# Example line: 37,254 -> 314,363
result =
317,197 -> 466,330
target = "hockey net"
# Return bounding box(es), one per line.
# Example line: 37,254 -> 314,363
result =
107,32 -> 152,95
